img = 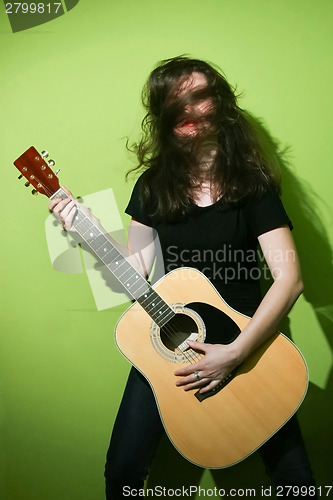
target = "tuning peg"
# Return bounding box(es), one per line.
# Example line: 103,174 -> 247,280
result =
18,174 -> 23,179
48,159 -> 55,167
55,169 -> 60,176
41,150 -> 49,158
31,189 -> 39,196
25,181 -> 30,187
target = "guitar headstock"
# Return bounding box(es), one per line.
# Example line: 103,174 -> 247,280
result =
13,146 -> 60,198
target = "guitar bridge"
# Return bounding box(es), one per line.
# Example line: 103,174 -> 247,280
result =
176,332 -> 199,352
194,367 -> 239,402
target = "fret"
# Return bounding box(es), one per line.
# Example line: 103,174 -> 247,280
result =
130,280 -> 150,298
95,242 -> 114,259
55,188 -> 70,200
73,210 -> 86,225
82,225 -> 99,238
138,288 -> 162,308
137,289 -> 175,327
146,298 -> 167,317
107,259 -> 128,277
88,233 -> 108,251
75,218 -> 94,233
112,265 -> 136,285
100,248 -> 121,265
159,308 -> 175,324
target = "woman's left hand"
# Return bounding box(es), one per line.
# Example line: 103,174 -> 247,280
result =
174,340 -> 241,394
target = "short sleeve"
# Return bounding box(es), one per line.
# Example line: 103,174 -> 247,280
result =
244,189 -> 293,238
125,174 -> 153,227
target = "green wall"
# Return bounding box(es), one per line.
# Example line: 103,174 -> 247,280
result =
1,1 -> 332,498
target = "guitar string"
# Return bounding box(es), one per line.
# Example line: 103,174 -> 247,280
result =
39,181 -> 203,365
62,193 -> 204,365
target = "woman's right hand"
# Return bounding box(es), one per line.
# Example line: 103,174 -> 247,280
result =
48,186 -> 78,231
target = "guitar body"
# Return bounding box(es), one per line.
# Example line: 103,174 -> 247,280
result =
115,267 -> 308,469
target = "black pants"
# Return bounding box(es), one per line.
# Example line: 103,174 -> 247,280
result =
105,367 -> 316,499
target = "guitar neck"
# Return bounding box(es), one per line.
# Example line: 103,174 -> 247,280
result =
51,188 -> 175,327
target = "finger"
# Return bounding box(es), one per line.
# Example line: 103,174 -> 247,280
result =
197,379 -> 220,394
50,199 -> 74,229
174,361 -> 205,377
186,340 -> 207,352
64,206 -> 78,231
181,376 -> 214,392
174,365 -> 195,377
175,368 -> 205,386
175,374 -> 196,387
61,185 -> 75,199
59,201 -> 77,230
51,198 -> 72,215
48,198 -> 63,211
60,200 -> 76,218
48,185 -> 75,212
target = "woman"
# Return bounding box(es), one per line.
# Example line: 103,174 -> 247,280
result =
49,56 -> 316,498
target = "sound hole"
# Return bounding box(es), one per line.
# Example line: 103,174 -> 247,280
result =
160,313 -> 199,352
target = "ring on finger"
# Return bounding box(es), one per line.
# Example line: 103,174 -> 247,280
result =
194,371 -> 201,381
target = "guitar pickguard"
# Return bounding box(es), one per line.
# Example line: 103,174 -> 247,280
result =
187,301 -> 241,345
149,301 -> 241,364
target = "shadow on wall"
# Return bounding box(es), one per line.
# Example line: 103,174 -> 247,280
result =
146,115 -> 333,496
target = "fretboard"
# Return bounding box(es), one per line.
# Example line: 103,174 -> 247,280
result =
50,188 -> 175,327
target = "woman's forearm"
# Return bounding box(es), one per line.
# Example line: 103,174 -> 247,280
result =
232,275 -> 304,364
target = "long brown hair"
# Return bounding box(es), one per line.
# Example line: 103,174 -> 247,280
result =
127,56 -> 280,220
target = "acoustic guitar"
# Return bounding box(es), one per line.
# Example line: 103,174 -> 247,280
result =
13,146 -> 309,469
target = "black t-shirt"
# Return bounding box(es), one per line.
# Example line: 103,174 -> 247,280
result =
125,174 -> 292,316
